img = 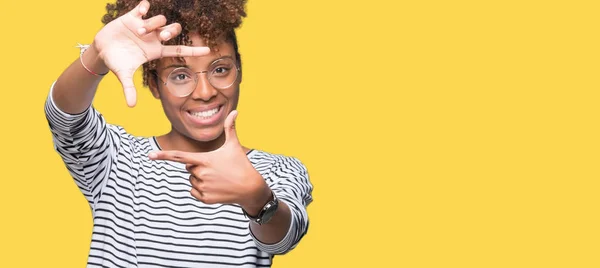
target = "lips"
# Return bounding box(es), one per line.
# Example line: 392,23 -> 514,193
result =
188,106 -> 220,119
184,104 -> 225,126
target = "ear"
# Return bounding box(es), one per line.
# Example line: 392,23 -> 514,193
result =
148,73 -> 161,99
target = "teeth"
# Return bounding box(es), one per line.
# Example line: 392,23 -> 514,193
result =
190,107 -> 219,119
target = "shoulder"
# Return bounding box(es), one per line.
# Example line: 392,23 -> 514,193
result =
249,149 -> 313,196
248,149 -> 308,174
105,123 -> 155,152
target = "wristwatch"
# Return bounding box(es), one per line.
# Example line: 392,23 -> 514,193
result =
243,191 -> 279,225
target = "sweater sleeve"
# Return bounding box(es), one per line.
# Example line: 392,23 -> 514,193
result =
250,155 -> 314,255
44,81 -> 125,209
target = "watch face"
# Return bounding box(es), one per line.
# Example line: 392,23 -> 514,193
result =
260,201 -> 279,224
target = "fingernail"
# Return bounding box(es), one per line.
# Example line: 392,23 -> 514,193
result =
149,152 -> 157,159
138,28 -> 146,35
140,6 -> 147,13
161,31 -> 171,40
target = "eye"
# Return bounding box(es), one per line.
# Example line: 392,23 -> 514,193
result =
168,69 -> 194,84
214,66 -> 230,74
211,65 -> 233,78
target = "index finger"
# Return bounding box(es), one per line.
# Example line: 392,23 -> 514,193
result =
161,45 -> 211,58
149,150 -> 204,165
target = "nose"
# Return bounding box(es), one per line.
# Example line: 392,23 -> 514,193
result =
190,72 -> 218,101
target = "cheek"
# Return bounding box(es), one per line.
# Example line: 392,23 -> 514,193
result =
160,97 -> 185,122
227,88 -> 241,109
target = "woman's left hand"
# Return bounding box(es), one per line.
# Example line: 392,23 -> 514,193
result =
148,111 -> 271,215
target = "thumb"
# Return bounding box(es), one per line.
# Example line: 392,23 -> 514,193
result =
224,110 -> 239,144
115,69 -> 137,107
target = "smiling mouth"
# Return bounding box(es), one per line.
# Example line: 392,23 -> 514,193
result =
187,105 -> 223,120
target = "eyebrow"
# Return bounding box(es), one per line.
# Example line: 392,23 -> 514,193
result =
159,55 -> 235,72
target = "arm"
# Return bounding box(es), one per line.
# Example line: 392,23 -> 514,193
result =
46,0 -> 209,207
46,2 -> 148,206
44,46 -> 120,207
53,44 -> 108,114
245,157 -> 313,255
243,183 -> 293,244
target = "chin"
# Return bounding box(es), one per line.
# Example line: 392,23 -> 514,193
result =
185,127 -> 224,143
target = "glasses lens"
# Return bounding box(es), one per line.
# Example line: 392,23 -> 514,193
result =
167,67 -> 196,97
208,58 -> 238,89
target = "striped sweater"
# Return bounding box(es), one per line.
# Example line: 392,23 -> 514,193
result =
44,83 -> 313,267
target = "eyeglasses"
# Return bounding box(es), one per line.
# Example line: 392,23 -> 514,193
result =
156,57 -> 240,97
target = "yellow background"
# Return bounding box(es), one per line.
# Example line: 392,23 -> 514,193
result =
1,0 -> 599,267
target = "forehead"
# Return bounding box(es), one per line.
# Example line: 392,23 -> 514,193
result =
157,33 -> 235,69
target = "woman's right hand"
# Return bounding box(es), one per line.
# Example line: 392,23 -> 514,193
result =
92,0 -> 210,107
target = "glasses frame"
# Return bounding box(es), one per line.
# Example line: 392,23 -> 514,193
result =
154,57 -> 241,98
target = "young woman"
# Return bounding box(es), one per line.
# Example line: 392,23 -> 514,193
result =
44,0 -> 313,267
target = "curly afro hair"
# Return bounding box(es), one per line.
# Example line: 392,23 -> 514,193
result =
101,0 -> 247,87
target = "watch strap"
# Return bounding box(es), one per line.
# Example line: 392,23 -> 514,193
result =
243,191 -> 279,225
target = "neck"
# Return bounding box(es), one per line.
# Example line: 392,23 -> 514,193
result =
157,128 -> 226,153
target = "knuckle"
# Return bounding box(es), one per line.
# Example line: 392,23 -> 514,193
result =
191,189 -> 201,199
190,178 -> 198,187
191,176 -> 203,187
185,164 -> 194,173
202,196 -> 213,204
196,182 -> 206,192
171,151 -> 184,160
